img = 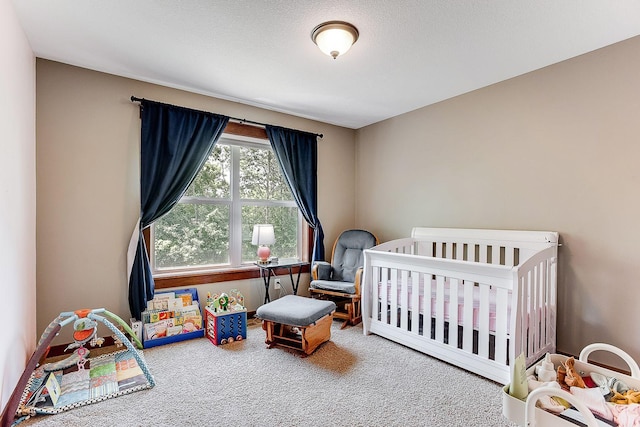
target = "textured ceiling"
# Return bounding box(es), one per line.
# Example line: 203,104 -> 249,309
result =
12,0 -> 640,129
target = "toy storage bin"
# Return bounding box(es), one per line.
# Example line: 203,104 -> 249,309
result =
205,306 -> 247,346
502,343 -> 640,427
143,287 -> 205,348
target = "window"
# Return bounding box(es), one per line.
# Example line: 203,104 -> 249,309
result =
149,134 -> 304,276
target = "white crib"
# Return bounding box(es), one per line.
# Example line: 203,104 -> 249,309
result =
362,227 -> 559,384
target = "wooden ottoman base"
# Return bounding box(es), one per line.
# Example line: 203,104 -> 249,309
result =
256,295 -> 336,357
262,313 -> 333,356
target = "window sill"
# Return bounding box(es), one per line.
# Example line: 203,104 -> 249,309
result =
153,264 -> 310,290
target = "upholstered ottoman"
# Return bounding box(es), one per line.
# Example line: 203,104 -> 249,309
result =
256,295 -> 336,356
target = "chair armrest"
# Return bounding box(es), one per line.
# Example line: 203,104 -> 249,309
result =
354,267 -> 363,295
312,261 -> 332,280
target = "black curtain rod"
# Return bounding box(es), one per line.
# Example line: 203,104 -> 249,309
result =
130,96 -> 323,139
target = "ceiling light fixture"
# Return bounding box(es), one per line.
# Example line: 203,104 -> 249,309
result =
311,21 -> 359,59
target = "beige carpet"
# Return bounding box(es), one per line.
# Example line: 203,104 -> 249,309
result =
19,318 -> 517,426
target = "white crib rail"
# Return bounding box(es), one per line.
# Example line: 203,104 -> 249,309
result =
363,247 -> 516,383
362,232 -> 558,385
511,245 -> 558,368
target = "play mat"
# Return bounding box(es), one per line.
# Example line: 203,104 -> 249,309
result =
2,308 -> 155,426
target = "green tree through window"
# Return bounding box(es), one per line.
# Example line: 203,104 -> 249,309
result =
152,137 -> 301,272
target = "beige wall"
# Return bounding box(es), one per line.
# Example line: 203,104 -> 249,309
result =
0,0 -> 36,412
35,60 -> 356,343
356,36 -> 640,369
29,28 -> 640,373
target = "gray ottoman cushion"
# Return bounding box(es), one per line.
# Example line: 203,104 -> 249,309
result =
309,279 -> 356,294
256,295 -> 336,327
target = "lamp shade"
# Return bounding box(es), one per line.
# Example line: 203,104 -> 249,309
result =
311,21 -> 359,59
251,224 -> 275,246
252,224 -> 275,263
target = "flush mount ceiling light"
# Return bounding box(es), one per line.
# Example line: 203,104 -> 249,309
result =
311,21 -> 359,59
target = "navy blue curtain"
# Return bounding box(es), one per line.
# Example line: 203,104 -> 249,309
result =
129,100 -> 229,320
265,125 -> 324,263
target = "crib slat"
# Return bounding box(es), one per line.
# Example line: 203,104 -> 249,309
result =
462,280 -> 474,352
411,271 -> 420,334
479,245 -> 488,263
435,241 -> 443,258
514,275 -> 526,358
390,269 -> 398,327
536,264 -> 543,354
445,242 -> 453,259
495,287 -> 509,365
435,275 -> 445,342
373,265 -> 380,323
449,278 -> 459,348
532,263 -> 541,354
478,284 -> 490,359
380,267 -> 388,324
526,269 -> 535,357
548,257 -> 556,351
492,245 -> 500,265
400,270 -> 409,331
505,248 -> 515,267
423,272 -> 432,338
541,260 -> 550,348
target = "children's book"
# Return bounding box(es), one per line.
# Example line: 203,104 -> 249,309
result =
166,297 -> 183,311
143,319 -> 170,340
147,292 -> 176,311
148,310 -> 173,323
182,315 -> 202,333
175,292 -> 193,307
177,304 -> 200,317
166,325 -> 182,336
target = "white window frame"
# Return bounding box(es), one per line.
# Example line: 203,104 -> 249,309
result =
150,133 -> 304,276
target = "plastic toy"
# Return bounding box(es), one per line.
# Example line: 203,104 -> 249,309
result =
217,293 -> 229,311
205,289 -> 245,314
230,289 -> 245,310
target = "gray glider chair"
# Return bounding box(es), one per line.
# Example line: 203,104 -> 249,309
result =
309,229 -> 378,329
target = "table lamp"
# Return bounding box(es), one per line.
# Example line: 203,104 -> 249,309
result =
252,224 -> 275,263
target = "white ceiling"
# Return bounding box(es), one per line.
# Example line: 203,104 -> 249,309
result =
12,1 -> 640,129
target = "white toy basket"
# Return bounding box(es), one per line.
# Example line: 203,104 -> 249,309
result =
502,343 -> 640,427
